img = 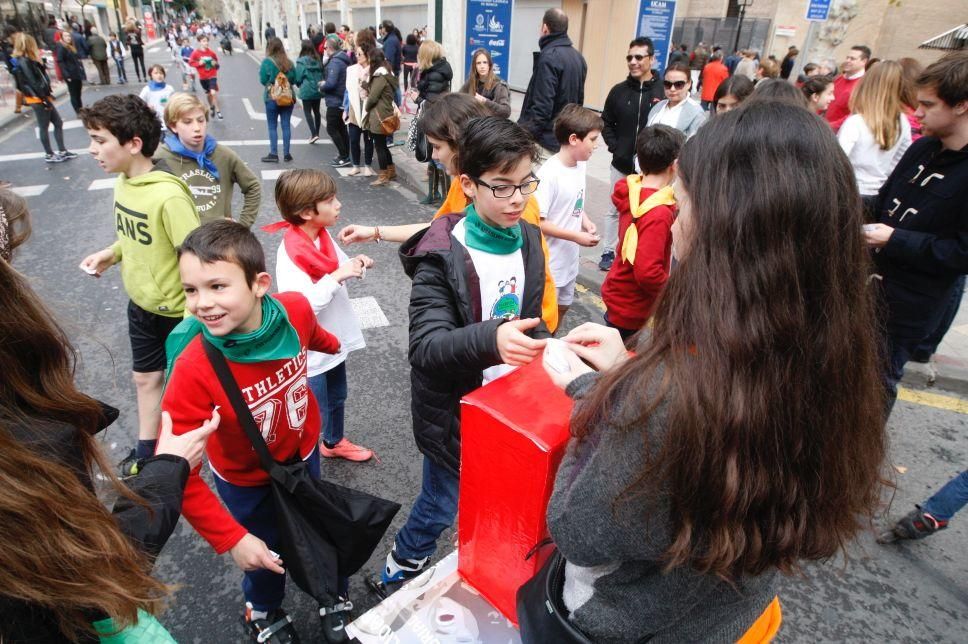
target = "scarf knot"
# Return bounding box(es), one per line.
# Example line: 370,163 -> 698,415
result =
620,178 -> 676,265
165,132 -> 220,180
463,204 -> 523,254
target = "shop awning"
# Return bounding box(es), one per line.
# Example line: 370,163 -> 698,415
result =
919,24 -> 968,51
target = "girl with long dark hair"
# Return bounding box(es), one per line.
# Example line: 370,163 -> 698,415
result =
0,189 -> 218,642
801,75 -> 835,115
459,47 -> 510,117
259,37 -> 296,163
713,74 -> 754,114
525,101 -> 887,642
363,49 -> 399,186
55,30 -> 84,114
344,44 -> 375,176
294,39 -> 323,143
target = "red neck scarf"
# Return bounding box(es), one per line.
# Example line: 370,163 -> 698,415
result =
262,221 -> 338,282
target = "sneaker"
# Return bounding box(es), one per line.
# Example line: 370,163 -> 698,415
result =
598,250 -> 615,272
308,135 -> 319,144
118,448 -> 141,478
58,150 -> 78,159
877,506 -> 949,544
320,438 -> 373,462
44,153 -> 66,164
318,599 -> 353,644
369,549 -> 428,599
210,106 -> 216,117
261,153 -> 280,163
216,111 -> 224,120
242,604 -> 300,643
284,153 -> 294,162
331,157 -> 352,168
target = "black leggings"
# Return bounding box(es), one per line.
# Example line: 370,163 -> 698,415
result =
347,123 -> 373,166
325,106 -> 349,159
30,103 -> 66,155
371,132 -> 392,170
130,46 -> 146,80
302,98 -> 321,138
65,79 -> 83,114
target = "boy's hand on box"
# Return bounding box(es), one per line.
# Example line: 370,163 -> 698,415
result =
497,318 -> 547,366
229,533 -> 285,574
564,323 -> 630,372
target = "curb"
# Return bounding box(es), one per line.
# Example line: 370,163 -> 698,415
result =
902,360 -> 968,396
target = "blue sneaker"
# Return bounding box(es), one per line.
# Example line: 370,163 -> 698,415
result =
366,549 -> 428,599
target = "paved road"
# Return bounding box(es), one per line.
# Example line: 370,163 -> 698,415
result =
1,40 -> 965,643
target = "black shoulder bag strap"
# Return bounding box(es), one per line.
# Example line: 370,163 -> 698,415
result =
201,339 -> 279,477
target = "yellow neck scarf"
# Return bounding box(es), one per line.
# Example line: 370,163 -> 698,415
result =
620,176 -> 677,265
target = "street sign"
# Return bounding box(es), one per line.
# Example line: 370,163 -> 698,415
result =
806,0 -> 832,22
465,0 -> 514,81
637,0 -> 678,74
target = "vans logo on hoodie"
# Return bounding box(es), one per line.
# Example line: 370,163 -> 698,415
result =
115,201 -> 153,245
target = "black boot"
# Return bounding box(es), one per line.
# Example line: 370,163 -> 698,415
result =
418,165 -> 439,205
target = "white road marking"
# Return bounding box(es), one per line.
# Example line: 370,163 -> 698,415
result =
261,169 -> 285,180
89,178 -> 117,191
35,119 -> 82,138
242,97 -> 303,127
952,324 -> 968,336
350,296 -> 390,329
334,167 -> 357,177
10,184 -> 48,197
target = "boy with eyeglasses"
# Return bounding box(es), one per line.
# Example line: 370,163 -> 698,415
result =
370,116 -> 551,598
535,104 -> 603,323
598,37 -> 665,272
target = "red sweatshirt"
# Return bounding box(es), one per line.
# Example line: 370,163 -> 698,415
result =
162,292 -> 340,554
825,73 -> 863,132
601,178 -> 675,331
188,47 -> 220,80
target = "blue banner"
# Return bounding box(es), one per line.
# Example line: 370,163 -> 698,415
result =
806,0 -> 832,21
465,0 -> 514,82
637,0 -> 678,74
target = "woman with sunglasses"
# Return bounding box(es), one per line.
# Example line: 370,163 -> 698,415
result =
646,62 -> 707,137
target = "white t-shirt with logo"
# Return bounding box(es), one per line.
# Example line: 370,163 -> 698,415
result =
535,155 -> 586,286
452,218 -> 526,384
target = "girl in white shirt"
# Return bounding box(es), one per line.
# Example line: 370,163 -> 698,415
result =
269,169 -> 376,462
837,60 -> 912,196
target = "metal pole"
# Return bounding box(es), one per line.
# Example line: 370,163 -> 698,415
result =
375,0 -> 381,30
435,0 -> 442,42
732,3 -> 746,54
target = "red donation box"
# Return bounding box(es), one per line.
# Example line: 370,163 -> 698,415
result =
457,357 -> 575,625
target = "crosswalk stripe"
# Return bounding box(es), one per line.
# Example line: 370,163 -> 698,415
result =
242,97 -> 303,127
88,178 -> 117,191
350,296 -> 389,329
261,169 -> 285,180
10,184 -> 48,197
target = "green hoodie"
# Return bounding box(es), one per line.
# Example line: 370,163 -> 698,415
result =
109,166 -> 199,317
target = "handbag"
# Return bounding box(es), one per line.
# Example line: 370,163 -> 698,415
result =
516,545 -> 594,644
202,340 -> 400,604
380,105 -> 401,135
408,103 -> 430,163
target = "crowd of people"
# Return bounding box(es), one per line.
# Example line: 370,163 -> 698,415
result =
1,4 -> 967,643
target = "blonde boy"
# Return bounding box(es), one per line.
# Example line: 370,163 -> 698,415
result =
155,92 -> 261,227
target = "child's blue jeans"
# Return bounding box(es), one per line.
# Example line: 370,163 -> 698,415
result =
922,470 -> 968,522
394,456 -> 459,560
308,362 -> 347,446
214,448 -> 349,611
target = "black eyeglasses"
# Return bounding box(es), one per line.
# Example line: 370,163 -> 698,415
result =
473,177 -> 540,199
626,54 -> 651,62
663,80 -> 688,90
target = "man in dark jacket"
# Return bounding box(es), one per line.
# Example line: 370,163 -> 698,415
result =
380,19 -> 402,76
518,8 -> 587,155
597,36 -> 665,272
87,27 -> 109,84
320,37 -> 351,166
864,52 -> 968,409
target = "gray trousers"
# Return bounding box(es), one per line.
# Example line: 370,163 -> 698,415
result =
602,165 -> 625,254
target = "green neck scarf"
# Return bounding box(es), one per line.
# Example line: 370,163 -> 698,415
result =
463,203 -> 523,254
165,295 -> 301,376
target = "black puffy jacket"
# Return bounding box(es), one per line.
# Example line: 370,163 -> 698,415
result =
416,57 -> 452,103
518,32 -> 587,152
399,214 -> 551,476
0,406 -> 190,642
601,74 -> 666,175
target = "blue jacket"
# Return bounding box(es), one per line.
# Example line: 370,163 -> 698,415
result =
382,32 -> 401,74
320,50 -> 350,108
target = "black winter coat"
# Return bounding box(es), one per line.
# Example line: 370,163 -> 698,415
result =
601,74 -> 666,175
0,406 -> 190,642
399,214 -> 551,476
518,32 -> 587,152
10,56 -> 52,100
416,58 -> 452,103
55,43 -> 84,81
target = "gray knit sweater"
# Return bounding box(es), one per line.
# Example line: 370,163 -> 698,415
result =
546,372 -> 778,643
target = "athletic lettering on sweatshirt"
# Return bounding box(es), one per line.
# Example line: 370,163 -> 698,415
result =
114,201 -> 152,245
241,349 -> 309,442
180,167 -> 222,212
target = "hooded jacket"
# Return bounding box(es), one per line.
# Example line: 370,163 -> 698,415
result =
399,213 -> 551,476
518,32 -> 587,152
294,54 -> 323,100
320,50 -> 351,108
601,73 -> 666,175
109,164 -> 200,317
872,136 -> 968,300
154,143 -> 262,227
416,57 -> 453,102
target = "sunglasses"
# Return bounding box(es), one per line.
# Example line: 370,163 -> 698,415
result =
663,80 -> 688,90
626,54 -> 651,62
